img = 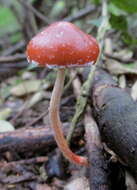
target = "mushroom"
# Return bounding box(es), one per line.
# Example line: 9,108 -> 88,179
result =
26,21 -> 99,166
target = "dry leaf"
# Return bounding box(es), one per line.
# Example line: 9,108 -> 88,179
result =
106,59 -> 137,75
0,120 -> 15,132
10,80 -> 49,97
0,108 -> 11,120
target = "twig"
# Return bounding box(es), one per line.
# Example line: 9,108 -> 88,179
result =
21,0 -> 38,39
18,0 -> 50,25
1,172 -> 36,184
64,5 -> 96,22
2,41 -> 25,56
0,124 -> 83,154
0,156 -> 48,171
67,0 -> 109,143
85,107 -> 110,189
0,54 -> 26,63
0,62 -> 27,69
25,110 -> 48,127
10,4 -> 23,27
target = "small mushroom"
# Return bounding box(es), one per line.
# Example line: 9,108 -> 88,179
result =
26,21 -> 99,166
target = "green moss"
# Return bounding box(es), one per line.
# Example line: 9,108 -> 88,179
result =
0,6 -> 19,36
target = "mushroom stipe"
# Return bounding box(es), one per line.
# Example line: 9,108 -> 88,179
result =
26,21 -> 99,166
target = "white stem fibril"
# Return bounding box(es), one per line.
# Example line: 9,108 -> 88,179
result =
49,68 -> 88,166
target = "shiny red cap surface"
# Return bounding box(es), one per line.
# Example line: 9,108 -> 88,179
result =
26,21 -> 99,68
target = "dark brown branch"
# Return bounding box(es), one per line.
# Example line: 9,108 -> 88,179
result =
0,156 -> 48,172
0,124 -> 83,154
1,172 -> 36,184
91,69 -> 137,182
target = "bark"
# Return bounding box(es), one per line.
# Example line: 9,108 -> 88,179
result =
91,69 -> 137,182
0,124 -> 83,154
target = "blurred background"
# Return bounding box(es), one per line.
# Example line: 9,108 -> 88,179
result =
0,0 -> 137,76
0,0 -> 137,189
0,0 -> 137,77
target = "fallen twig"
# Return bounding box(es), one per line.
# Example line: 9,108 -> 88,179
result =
85,107 -> 110,190
64,5 -> 96,22
91,69 -> 137,182
1,172 -> 36,184
0,156 -> 48,172
0,54 -> 26,63
18,0 -> 50,24
0,124 -> 83,154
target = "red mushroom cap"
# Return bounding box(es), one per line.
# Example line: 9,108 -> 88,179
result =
26,21 -> 99,68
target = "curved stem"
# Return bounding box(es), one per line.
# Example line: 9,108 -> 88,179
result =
49,68 -> 88,166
